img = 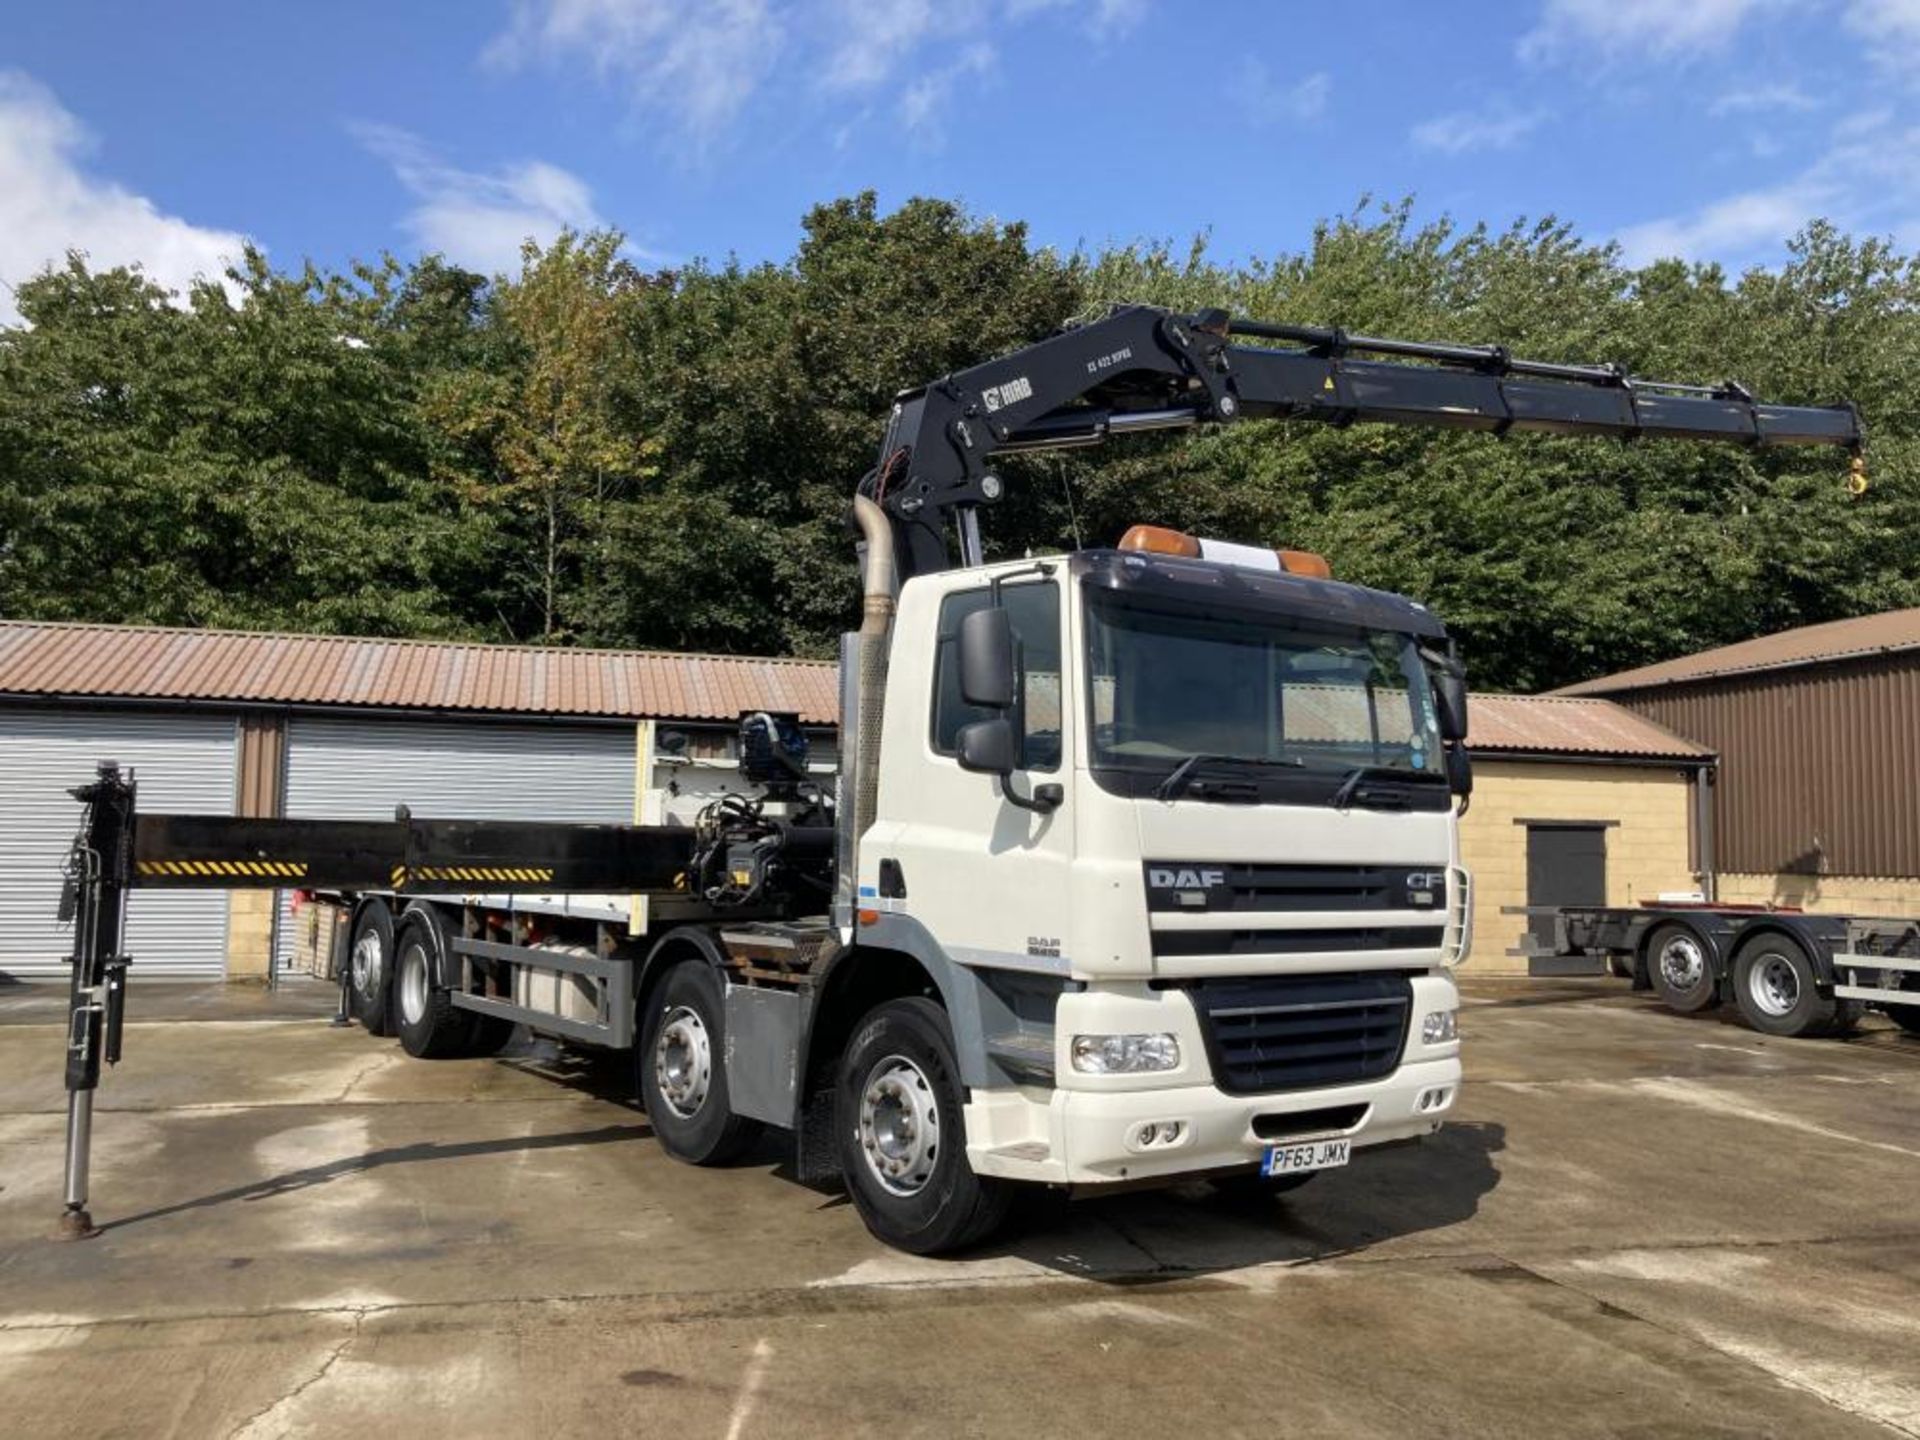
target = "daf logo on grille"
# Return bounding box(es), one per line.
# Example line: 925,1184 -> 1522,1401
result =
1149,868 -> 1225,889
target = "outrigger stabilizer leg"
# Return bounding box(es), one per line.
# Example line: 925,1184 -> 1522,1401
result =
53,762 -> 137,1240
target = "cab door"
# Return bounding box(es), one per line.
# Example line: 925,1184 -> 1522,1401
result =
865,575 -> 1075,973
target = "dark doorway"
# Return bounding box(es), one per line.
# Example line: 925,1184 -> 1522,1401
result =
1526,822 -> 1609,962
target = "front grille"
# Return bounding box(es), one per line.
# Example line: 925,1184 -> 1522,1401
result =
1152,925 -> 1444,958
1183,972 -> 1412,1095
1143,862 -> 1446,913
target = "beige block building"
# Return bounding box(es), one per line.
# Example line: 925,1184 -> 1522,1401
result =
1457,696 -> 1715,975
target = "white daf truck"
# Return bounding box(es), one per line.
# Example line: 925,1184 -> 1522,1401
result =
54,305 -> 1862,1252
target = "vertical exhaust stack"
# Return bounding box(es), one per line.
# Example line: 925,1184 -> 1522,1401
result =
835,495 -> 897,925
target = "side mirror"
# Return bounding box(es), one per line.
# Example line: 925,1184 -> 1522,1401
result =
1445,742 -> 1474,801
957,716 -> 1017,776
958,607 -> 1016,710
1433,669 -> 1469,743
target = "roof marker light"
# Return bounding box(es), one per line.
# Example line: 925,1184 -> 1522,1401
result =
1117,525 -> 1201,558
1277,549 -> 1333,579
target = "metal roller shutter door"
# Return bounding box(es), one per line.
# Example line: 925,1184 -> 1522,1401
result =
276,716 -> 638,968
0,709 -> 236,980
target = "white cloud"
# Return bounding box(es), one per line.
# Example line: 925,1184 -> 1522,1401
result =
821,0 -> 945,93
1613,110 -> 1920,267
0,71 -> 246,327
489,0 -> 1149,152
1410,107 -> 1549,155
355,124 -> 613,275
1845,0 -> 1920,73
1707,83 -> 1819,116
1520,0 -> 1767,64
898,42 -> 996,144
1230,61 -> 1331,126
486,0 -> 781,149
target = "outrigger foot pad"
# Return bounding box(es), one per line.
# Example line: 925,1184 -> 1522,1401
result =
53,1206 -> 98,1241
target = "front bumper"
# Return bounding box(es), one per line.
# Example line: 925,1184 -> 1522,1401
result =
965,1052 -> 1463,1185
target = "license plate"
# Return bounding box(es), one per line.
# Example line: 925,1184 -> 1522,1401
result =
1262,1137 -> 1350,1177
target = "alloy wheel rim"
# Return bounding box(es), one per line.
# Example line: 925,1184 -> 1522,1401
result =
857,1055 -> 941,1197
653,1006 -> 713,1119
351,931 -> 384,1001
398,941 -> 429,1026
1658,935 -> 1705,991
1748,954 -> 1800,1017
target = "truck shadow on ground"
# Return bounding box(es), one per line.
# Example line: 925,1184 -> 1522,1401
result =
95,1122 -> 651,1234
983,1121 -> 1507,1283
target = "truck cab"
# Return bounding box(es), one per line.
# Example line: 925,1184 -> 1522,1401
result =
850,531 -> 1470,1210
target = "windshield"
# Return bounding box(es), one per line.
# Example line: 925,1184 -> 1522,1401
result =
1084,591 -> 1446,787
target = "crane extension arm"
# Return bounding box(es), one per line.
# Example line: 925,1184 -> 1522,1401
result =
865,304 -> 1866,581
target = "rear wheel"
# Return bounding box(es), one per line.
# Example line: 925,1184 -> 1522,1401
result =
638,962 -> 763,1165
393,912 -> 477,1059
1731,935 -> 1851,1038
835,997 -> 1012,1255
1645,923 -> 1718,1013
1888,972 -> 1920,1037
347,900 -> 396,1036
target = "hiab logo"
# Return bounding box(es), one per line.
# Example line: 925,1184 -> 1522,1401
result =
1149,868 -> 1225,890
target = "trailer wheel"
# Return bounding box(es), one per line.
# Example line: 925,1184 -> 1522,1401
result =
1645,923 -> 1717,1013
393,914 -> 475,1059
638,962 -> 762,1166
1888,973 -> 1920,1037
1731,936 -> 1848,1038
835,997 -> 1012,1255
347,900 -> 396,1037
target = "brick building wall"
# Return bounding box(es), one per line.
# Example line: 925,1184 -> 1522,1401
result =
1460,760 -> 1698,975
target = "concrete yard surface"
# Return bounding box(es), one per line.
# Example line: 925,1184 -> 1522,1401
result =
2,975 -> 1919,1438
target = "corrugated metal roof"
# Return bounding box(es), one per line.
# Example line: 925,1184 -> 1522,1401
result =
1555,608 -> 1920,696
1466,693 -> 1713,761
0,622 -> 840,726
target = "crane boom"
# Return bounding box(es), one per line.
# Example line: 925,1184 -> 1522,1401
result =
868,304 -> 1865,580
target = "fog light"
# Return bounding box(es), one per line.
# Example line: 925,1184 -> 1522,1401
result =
1157,1121 -> 1183,1144
1071,1033 -> 1180,1074
1421,1010 -> 1458,1045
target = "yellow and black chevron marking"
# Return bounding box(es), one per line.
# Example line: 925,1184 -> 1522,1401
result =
135,859 -> 310,879
390,866 -> 409,888
406,865 -> 556,885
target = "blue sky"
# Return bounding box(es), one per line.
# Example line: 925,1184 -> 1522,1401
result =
3,1 -> 1918,323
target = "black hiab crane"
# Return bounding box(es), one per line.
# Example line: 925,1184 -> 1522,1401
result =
50,304 -> 1863,1242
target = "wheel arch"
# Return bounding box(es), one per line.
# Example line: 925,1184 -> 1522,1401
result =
635,925 -> 733,1043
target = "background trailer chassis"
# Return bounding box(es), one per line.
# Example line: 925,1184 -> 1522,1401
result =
1526,902 -> 1920,1039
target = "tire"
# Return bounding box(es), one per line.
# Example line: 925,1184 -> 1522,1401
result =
1731,935 -> 1846,1038
1889,972 -> 1920,1038
347,900 -> 396,1037
393,912 -> 477,1059
1645,923 -> 1718,1014
835,997 -> 1013,1255
638,962 -> 763,1166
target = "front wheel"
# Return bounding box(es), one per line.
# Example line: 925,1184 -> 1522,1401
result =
835,997 -> 1012,1255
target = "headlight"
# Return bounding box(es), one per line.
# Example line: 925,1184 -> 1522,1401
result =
1421,1010 -> 1458,1045
1070,1032 -> 1181,1074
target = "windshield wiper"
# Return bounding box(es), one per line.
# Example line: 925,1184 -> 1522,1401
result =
1329,764 -> 1444,810
1154,753 -> 1303,802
